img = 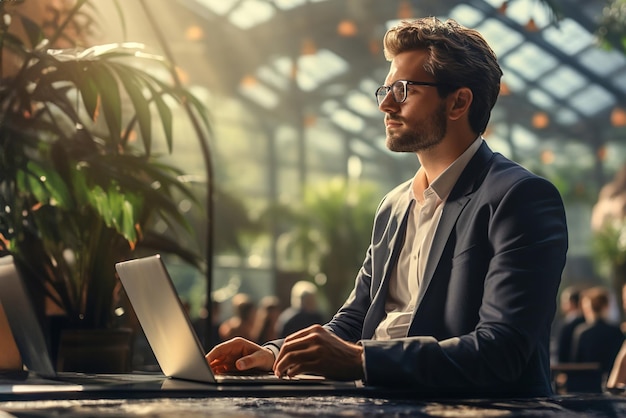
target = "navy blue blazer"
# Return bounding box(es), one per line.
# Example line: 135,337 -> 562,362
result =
323,141 -> 568,397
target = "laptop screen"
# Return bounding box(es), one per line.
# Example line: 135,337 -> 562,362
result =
116,255 -> 217,383
0,255 -> 57,378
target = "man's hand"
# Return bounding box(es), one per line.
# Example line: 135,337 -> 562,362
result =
274,325 -> 364,381
205,337 -> 275,374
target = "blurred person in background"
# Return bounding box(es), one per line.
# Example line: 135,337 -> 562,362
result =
253,296 -> 281,344
218,293 -> 257,342
276,281 -> 324,339
571,286 -> 624,375
193,298 -> 223,350
555,285 -> 586,364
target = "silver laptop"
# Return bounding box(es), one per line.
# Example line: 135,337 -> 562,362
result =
115,254 -> 356,387
0,255 -> 160,386
0,255 -> 58,379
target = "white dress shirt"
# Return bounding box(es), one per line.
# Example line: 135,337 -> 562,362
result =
373,137 -> 483,340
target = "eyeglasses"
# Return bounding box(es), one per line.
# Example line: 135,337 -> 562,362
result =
375,80 -> 443,106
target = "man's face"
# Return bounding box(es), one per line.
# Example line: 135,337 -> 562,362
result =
378,49 -> 448,153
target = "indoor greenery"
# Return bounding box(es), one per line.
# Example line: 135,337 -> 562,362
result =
0,0 -> 208,329
268,178 -> 380,311
592,219 -> 626,275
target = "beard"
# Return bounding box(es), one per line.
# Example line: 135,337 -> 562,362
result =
385,101 -> 447,153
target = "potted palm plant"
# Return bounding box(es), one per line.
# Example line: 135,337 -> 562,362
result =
0,1 -> 208,371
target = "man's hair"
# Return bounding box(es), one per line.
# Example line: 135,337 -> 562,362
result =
383,17 -> 503,135
291,280 -> 317,310
562,285 -> 582,307
232,293 -> 256,321
582,286 -> 610,314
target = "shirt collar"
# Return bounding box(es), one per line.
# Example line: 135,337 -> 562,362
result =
409,136 -> 483,202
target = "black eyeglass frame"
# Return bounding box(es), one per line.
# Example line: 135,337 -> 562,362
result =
375,80 -> 446,105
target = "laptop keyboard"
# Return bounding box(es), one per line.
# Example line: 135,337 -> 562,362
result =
219,373 -> 280,381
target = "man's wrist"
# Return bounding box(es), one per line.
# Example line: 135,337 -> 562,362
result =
263,343 -> 279,361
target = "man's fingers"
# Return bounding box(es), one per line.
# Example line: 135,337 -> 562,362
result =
282,328 -> 323,350
273,326 -> 364,381
280,361 -> 315,378
206,337 -> 270,373
275,345 -> 318,376
236,347 -> 275,371
283,324 -> 324,343
277,329 -> 324,363
205,338 -> 244,362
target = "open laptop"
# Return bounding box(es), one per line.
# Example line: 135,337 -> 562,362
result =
0,255 -> 58,379
115,254 -> 357,388
0,255 -> 160,387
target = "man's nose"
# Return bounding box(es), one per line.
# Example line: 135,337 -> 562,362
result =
378,92 -> 398,113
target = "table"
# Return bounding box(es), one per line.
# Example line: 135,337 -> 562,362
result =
0,373 -> 625,417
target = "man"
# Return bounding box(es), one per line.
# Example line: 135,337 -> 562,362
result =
218,293 -> 257,342
556,285 -> 586,363
571,286 -> 624,373
207,17 -> 568,397
275,281 -> 324,338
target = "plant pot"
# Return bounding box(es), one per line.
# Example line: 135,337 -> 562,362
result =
55,328 -> 134,373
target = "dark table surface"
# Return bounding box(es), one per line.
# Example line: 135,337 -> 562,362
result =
0,372 -> 625,417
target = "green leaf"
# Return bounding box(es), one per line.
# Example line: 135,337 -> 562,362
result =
70,165 -> 91,208
16,170 -> 46,204
120,200 -> 137,242
89,185 -> 110,223
32,61 -> 88,128
114,64 -> 152,153
184,88 -> 212,134
89,63 -> 122,147
77,64 -> 100,121
21,162 -> 73,208
147,84 -> 173,153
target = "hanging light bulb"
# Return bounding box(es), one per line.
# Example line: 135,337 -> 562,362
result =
532,112 -> 549,129
525,18 -> 539,32
240,75 -> 258,87
185,25 -> 204,41
337,20 -> 357,37
611,107 -> 626,126
540,149 -> 555,165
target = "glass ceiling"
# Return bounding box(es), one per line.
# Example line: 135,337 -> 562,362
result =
181,0 -> 626,178
101,0 -> 626,310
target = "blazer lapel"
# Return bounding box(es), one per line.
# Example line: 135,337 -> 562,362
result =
362,189 -> 413,339
414,142 -> 494,309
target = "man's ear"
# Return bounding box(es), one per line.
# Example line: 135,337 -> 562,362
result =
448,87 -> 472,121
